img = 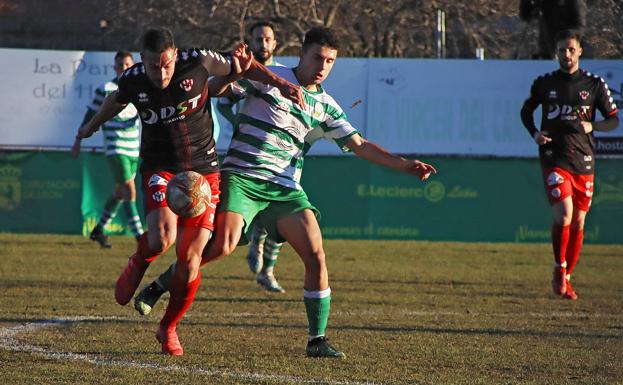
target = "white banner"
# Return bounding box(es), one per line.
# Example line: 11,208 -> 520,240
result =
0,48 -> 621,156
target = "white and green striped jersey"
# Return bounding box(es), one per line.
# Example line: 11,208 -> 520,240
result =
83,78 -> 141,158
222,66 -> 359,190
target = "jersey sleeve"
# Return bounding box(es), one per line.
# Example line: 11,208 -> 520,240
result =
115,71 -> 133,105
595,77 -> 619,118
319,103 -> 359,152
198,49 -> 232,77
520,79 -> 542,137
231,78 -> 272,98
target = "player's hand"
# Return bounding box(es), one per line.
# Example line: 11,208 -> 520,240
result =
579,121 -> 593,133
277,81 -> 305,108
576,108 -> 593,134
533,131 -> 552,145
403,159 -> 437,181
71,137 -> 81,159
231,43 -> 253,76
77,124 -> 95,139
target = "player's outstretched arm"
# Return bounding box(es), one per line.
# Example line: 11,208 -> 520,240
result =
231,43 -> 304,108
345,134 -> 436,181
76,93 -> 126,140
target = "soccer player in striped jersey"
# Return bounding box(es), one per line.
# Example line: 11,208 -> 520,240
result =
203,27 -> 436,358
71,51 -> 143,248
217,21 -> 287,293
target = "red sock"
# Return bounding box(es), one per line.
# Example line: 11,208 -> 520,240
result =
136,232 -> 161,264
551,224 -> 570,266
160,271 -> 201,331
565,227 -> 584,275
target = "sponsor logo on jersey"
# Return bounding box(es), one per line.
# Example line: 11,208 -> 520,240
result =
148,174 -> 168,187
548,90 -> 557,99
138,92 -> 149,103
312,102 -> 324,120
152,191 -> 166,203
0,164 -> 21,211
579,90 -> 590,100
140,94 -> 202,125
547,104 -> 575,120
180,79 -> 193,92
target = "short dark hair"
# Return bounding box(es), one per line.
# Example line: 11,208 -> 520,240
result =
554,29 -> 582,46
302,27 -> 340,52
249,21 -> 275,36
114,50 -> 133,62
141,28 -> 175,52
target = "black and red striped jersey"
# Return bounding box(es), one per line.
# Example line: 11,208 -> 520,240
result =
521,69 -> 619,174
116,48 -> 232,174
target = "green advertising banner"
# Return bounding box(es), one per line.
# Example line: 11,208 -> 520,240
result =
0,151 -> 82,233
300,156 -> 623,244
1,151 -> 621,243
0,151 -> 142,236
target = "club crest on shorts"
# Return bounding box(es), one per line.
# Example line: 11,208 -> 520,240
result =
148,174 -> 168,187
180,79 -> 193,92
547,172 -> 564,186
152,191 -> 166,203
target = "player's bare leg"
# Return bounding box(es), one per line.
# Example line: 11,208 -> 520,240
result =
277,209 -> 344,358
115,207 -> 176,305
156,226 -> 210,356
201,210 -> 245,264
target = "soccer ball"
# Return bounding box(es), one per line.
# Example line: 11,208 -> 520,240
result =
166,171 -> 211,218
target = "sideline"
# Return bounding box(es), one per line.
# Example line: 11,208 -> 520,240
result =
0,316 -> 382,385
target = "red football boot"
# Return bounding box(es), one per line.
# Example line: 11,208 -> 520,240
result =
156,326 -> 184,356
563,276 -> 578,300
551,265 -> 567,296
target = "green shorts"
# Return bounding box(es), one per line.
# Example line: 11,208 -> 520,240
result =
106,154 -> 139,184
218,172 -> 320,243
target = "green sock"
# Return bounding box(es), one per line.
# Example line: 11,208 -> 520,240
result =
124,200 -> 144,237
97,197 -> 122,228
261,238 -> 282,272
304,288 -> 331,337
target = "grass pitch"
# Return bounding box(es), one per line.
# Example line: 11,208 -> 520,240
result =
0,233 -> 622,385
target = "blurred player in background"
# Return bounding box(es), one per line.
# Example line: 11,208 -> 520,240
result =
76,28 -> 303,356
72,51 -> 143,248
520,29 -> 619,300
218,21 -> 288,292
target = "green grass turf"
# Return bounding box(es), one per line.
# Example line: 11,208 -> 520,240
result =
0,233 -> 622,385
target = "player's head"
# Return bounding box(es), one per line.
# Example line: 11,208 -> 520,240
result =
297,27 -> 340,87
555,29 -> 582,73
249,21 -> 277,65
140,28 -> 177,89
113,51 -> 134,78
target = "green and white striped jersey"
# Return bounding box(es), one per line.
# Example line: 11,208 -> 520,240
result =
222,66 -> 359,190
83,78 -> 140,158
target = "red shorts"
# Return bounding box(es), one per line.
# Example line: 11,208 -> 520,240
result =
142,171 -> 221,230
542,167 -> 594,211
